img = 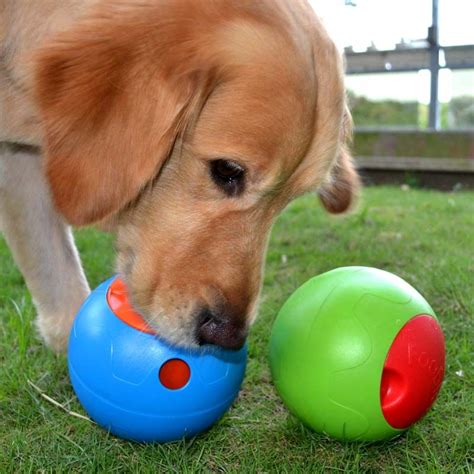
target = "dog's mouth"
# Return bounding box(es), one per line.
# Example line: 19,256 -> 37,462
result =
107,277 -> 198,347
114,249 -> 252,350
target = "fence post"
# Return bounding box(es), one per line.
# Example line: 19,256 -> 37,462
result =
428,0 -> 440,129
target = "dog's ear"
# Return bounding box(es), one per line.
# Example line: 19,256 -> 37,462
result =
318,147 -> 360,213
34,5 -> 215,225
318,109 -> 360,214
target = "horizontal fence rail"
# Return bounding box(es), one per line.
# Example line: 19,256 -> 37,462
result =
345,44 -> 474,74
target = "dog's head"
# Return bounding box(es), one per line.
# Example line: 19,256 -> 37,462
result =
34,0 -> 359,349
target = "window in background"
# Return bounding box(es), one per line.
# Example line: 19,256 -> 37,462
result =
346,72 -> 431,128
311,0 -> 474,130
310,0 -> 431,51
440,69 -> 474,128
439,0 -> 474,46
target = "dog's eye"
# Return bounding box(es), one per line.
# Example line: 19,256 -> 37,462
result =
210,159 -> 245,196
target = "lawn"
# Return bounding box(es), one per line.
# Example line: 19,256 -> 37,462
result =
0,186 -> 472,472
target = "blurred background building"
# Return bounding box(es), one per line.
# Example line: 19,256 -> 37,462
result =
310,0 -> 474,188
310,0 -> 474,130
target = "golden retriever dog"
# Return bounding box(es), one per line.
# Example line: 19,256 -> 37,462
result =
0,0 -> 359,351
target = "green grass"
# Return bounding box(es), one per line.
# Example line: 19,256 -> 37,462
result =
0,186 -> 472,472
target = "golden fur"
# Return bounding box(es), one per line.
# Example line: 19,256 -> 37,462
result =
1,0 -> 359,349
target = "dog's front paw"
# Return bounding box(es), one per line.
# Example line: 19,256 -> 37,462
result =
35,310 -> 75,352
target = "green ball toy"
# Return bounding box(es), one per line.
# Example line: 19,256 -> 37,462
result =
270,267 -> 445,442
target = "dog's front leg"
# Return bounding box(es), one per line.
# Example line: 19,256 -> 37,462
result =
0,144 -> 90,351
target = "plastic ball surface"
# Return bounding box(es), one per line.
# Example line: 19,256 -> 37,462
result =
270,267 -> 445,442
68,276 -> 247,443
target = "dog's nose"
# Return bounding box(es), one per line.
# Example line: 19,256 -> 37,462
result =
196,309 -> 247,350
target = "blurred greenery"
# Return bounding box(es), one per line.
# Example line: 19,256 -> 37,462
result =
348,91 -> 474,129
348,91 -> 419,127
448,96 -> 474,128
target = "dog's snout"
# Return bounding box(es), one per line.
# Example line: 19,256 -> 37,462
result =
196,309 -> 247,350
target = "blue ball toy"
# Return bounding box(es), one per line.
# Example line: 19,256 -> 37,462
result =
68,276 -> 247,443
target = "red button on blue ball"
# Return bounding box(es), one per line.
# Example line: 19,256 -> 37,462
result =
159,359 -> 191,390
